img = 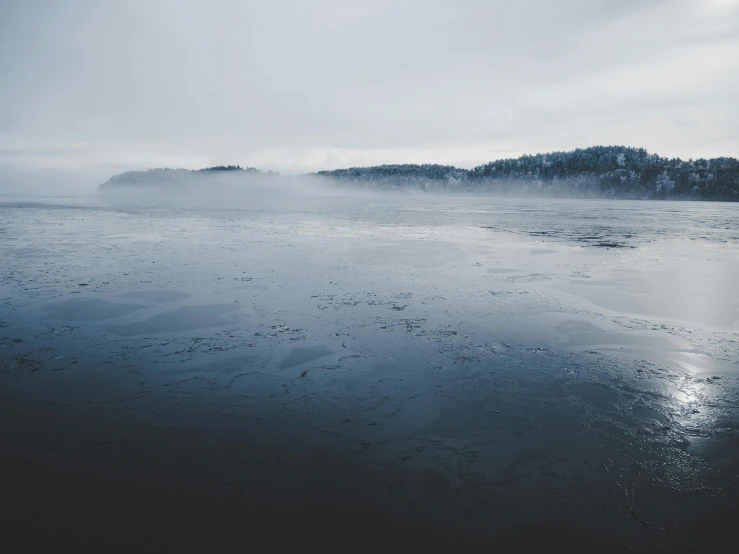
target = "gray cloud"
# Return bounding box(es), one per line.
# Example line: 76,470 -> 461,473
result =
0,0 -> 737,184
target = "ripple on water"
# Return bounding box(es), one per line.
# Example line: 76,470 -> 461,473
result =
109,304 -> 240,336
279,345 -> 333,369
117,290 -> 190,303
44,298 -> 145,321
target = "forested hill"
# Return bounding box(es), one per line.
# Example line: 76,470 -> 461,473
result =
99,165 -> 269,190
317,146 -> 739,200
100,147 -> 739,200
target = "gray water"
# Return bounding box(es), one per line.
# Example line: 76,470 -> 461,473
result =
1,194 -> 738,549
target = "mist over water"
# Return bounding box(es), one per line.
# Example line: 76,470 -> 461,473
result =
1,191 -> 737,550
98,170 -> 340,199
3,0 -> 739,549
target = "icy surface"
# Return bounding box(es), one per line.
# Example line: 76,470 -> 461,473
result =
1,194 -> 738,547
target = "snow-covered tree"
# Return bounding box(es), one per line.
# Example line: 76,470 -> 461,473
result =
655,170 -> 675,194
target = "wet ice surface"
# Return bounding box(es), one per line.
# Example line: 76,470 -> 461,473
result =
1,195 -> 738,548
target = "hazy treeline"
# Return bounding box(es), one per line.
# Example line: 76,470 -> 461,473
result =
98,165 -> 296,198
100,146 -> 739,200
318,146 -> 739,200
101,165 -> 268,189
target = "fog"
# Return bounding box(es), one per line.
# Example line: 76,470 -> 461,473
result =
2,0 -> 738,182
0,165 -> 115,196
2,1 -> 739,551
99,170 -> 335,199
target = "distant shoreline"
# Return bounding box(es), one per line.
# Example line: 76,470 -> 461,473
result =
99,146 -> 739,201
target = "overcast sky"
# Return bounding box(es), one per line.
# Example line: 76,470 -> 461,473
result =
1,0 -> 738,190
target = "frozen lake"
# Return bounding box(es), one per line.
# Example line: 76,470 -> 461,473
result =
1,194 -> 738,550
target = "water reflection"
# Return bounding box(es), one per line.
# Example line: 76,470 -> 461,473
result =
0,195 -> 737,548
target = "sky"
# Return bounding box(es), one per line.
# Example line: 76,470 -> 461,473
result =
1,0 -> 738,191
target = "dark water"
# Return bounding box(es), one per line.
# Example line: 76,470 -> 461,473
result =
1,194 -> 738,551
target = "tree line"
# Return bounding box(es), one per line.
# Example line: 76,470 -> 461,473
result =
317,146 -> 739,200
101,147 -> 739,200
